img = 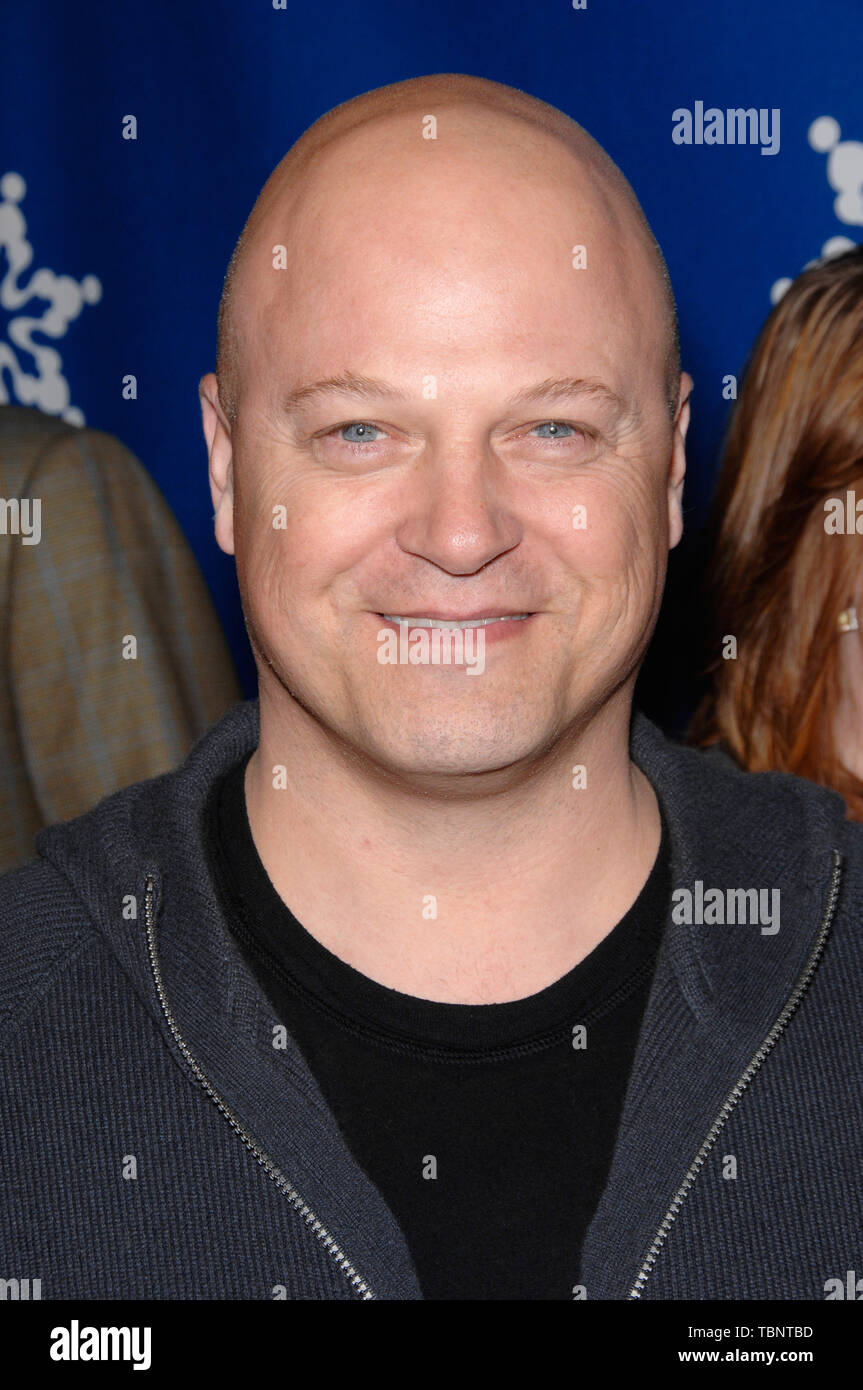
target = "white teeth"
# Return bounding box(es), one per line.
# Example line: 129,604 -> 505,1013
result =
381,614 -> 530,629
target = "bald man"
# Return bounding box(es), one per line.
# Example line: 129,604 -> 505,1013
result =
2,75 -> 863,1304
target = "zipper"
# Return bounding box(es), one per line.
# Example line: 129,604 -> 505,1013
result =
628,848 -> 843,1299
143,873 -> 376,1300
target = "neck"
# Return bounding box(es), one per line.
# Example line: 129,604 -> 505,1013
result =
243,685 -> 661,1003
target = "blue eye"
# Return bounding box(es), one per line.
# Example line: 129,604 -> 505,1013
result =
532,421 -> 576,438
339,422 -> 381,443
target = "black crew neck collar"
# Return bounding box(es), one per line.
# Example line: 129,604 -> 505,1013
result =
205,749 -> 671,1055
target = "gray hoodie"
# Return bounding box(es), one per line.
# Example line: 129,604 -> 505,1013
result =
1,698 -> 861,1300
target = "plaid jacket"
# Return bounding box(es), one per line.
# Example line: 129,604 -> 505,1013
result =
0,405 -> 241,871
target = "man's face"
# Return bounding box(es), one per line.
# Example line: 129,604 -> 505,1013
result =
216,117 -> 688,778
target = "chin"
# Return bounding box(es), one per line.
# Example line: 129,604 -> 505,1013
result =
363,718 -> 545,779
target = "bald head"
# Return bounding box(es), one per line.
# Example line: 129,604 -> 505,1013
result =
214,73 -> 680,427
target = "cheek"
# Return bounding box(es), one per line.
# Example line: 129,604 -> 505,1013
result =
550,475 -> 667,653
559,476 -> 656,580
234,468 -> 385,621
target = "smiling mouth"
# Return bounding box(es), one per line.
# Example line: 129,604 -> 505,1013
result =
379,614 -> 532,629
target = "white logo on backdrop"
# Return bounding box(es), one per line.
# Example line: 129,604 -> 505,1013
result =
770,117 -> 861,303
0,171 -> 102,425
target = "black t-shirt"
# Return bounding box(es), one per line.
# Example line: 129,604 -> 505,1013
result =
204,753 -> 670,1300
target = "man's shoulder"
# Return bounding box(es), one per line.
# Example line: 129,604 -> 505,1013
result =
0,699 -> 261,1046
0,854 -> 104,1047
630,711 -> 863,958
632,708 -> 855,838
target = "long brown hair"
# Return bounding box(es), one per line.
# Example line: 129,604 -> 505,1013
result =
687,244 -> 863,820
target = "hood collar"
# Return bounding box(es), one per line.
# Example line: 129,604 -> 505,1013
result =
36,697 -> 846,1030
36,698 -> 847,1300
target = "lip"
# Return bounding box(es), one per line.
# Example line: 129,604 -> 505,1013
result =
375,611 -> 534,621
374,612 -> 536,645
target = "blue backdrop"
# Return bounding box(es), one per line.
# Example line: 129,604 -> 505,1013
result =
2,0 -> 861,718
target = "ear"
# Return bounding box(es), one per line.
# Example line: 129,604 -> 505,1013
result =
200,372 -> 235,555
667,372 -> 692,551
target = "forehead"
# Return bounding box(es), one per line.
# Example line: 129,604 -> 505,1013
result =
237,112 -> 664,393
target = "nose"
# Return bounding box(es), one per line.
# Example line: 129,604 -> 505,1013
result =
393,443 -> 523,576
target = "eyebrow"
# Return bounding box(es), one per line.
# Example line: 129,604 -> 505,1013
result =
507,376 -> 627,413
281,370 -> 627,415
282,372 -> 410,413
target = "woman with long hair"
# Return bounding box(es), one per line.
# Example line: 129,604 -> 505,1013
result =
688,244 -> 863,820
